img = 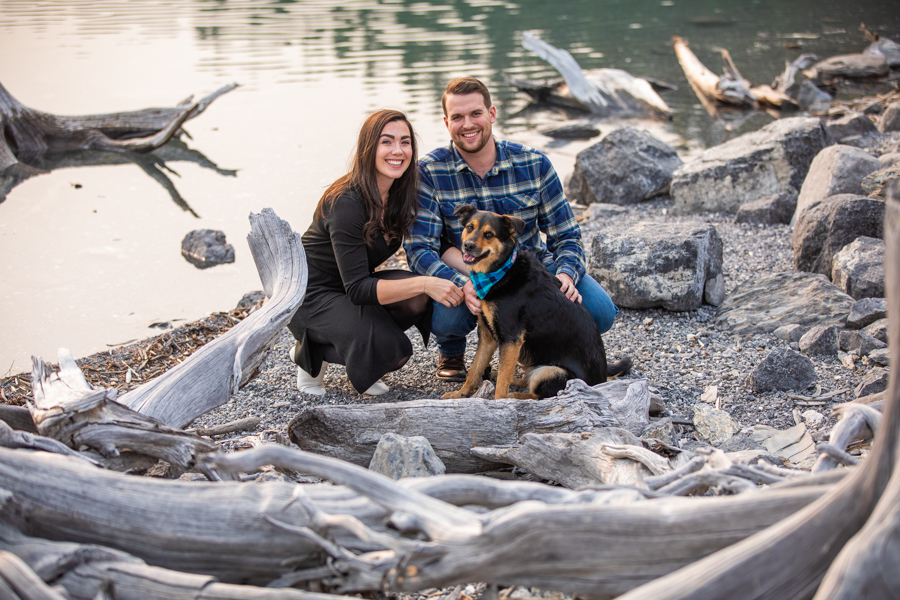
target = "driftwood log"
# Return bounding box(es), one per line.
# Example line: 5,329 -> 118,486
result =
0,81 -> 236,172
121,207 -> 307,428
287,379 -> 660,473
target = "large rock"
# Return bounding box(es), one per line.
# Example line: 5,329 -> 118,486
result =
715,271 -> 854,334
589,222 -> 722,311
670,117 -> 832,215
746,348 -> 817,393
181,229 -> 236,269
791,194 -> 885,277
878,101 -> 900,133
855,368 -> 890,398
733,191 -> 797,225
792,145 -> 881,224
831,236 -> 885,300
567,126 -> 683,205
839,330 -> 886,357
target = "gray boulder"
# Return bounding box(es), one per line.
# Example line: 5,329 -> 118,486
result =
855,368 -> 890,398
847,297 -> 888,329
862,318 -> 889,343
878,152 -> 900,169
831,236 -> 885,300
824,112 -> 878,144
865,36 -> 900,68
878,101 -> 900,133
589,222 -> 722,311
733,191 -> 797,225
791,194 -> 885,276
839,330 -> 887,356
793,145 -> 881,224
715,271 -> 853,335
670,117 -> 832,215
368,433 -> 446,479
798,324 -> 840,356
746,348 -> 817,393
181,229 -> 236,269
568,126 -> 683,205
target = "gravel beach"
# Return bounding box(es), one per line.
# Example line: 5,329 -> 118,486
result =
192,197 -> 878,449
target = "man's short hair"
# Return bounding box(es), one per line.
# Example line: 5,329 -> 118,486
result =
442,77 -> 492,116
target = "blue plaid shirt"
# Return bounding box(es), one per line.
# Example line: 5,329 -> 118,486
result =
405,138 -> 585,287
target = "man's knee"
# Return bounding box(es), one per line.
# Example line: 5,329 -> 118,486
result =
577,275 -> 618,334
432,303 -> 477,337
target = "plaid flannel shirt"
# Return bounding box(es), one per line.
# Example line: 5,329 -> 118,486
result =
405,138 -> 585,287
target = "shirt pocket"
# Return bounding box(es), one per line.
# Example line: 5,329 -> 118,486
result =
501,192 -> 540,221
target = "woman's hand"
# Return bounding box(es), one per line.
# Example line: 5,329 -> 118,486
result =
424,277 -> 464,308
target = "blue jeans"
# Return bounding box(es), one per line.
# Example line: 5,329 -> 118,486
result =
432,274 -> 619,356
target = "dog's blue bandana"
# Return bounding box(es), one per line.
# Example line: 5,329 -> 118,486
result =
470,249 -> 517,299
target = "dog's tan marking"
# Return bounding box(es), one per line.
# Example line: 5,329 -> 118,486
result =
495,332 -> 529,399
440,318 -> 497,399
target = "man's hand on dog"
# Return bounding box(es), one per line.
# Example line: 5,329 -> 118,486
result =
463,280 -> 482,314
425,277 -> 465,308
556,273 -> 582,303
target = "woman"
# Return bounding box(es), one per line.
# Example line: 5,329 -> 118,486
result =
288,109 -> 463,396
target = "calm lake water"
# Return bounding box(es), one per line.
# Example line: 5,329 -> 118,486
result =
1,0 -> 898,374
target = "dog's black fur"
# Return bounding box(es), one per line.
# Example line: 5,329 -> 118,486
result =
442,205 -> 630,400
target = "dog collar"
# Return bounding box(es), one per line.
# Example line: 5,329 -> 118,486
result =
470,249 -> 517,299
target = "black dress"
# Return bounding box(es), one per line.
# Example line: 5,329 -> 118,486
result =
288,188 -> 430,393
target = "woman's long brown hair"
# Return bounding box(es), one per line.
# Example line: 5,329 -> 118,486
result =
315,109 -> 419,245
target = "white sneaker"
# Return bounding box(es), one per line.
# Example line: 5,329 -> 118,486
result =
363,379 -> 389,396
296,362 -> 327,396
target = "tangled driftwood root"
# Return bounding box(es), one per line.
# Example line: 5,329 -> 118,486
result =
0,307 -> 256,407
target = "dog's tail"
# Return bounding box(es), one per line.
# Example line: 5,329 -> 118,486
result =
528,365 -> 570,399
607,356 -> 633,379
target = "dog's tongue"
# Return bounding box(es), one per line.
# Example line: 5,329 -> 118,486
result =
463,253 -> 475,263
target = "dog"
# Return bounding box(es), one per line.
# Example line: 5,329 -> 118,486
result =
441,205 -> 630,400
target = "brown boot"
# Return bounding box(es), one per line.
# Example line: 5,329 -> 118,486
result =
437,353 -> 467,381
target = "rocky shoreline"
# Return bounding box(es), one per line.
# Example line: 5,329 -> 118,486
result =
190,195 -> 877,456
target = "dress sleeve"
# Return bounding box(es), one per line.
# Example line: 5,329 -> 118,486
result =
325,192 -> 380,305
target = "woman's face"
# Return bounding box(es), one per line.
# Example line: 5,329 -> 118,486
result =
374,119 -> 412,192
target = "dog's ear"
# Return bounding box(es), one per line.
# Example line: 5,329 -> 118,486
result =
504,215 -> 526,237
454,204 -> 477,225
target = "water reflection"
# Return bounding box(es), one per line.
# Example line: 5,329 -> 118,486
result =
1,0 -> 898,373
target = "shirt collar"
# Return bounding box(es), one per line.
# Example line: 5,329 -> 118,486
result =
450,137 -> 511,177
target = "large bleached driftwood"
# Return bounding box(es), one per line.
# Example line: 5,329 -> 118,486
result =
121,208 -> 307,428
518,31 -> 671,118
0,80 -> 237,172
28,348 -> 219,473
287,379 -> 658,473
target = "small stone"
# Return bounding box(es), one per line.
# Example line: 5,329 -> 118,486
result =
692,403 -> 740,446
869,348 -> 890,366
862,318 -> 889,343
368,433 -> 446,480
643,317 -> 654,326
774,324 -> 806,343
801,410 -> 825,428
746,348 -> 817,393
847,297 -> 888,329
855,368 -> 890,398
839,330 -> 887,356
181,229 -> 236,269
700,385 -> 718,404
798,324 -> 840,356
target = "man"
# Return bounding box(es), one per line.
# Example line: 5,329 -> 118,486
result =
405,77 -> 618,380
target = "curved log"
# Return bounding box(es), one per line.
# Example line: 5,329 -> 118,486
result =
0,81 -> 237,170
121,208 -> 307,428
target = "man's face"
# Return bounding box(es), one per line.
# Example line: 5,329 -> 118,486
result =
443,92 -> 496,155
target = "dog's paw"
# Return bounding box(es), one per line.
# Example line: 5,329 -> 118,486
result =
441,390 -> 467,399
